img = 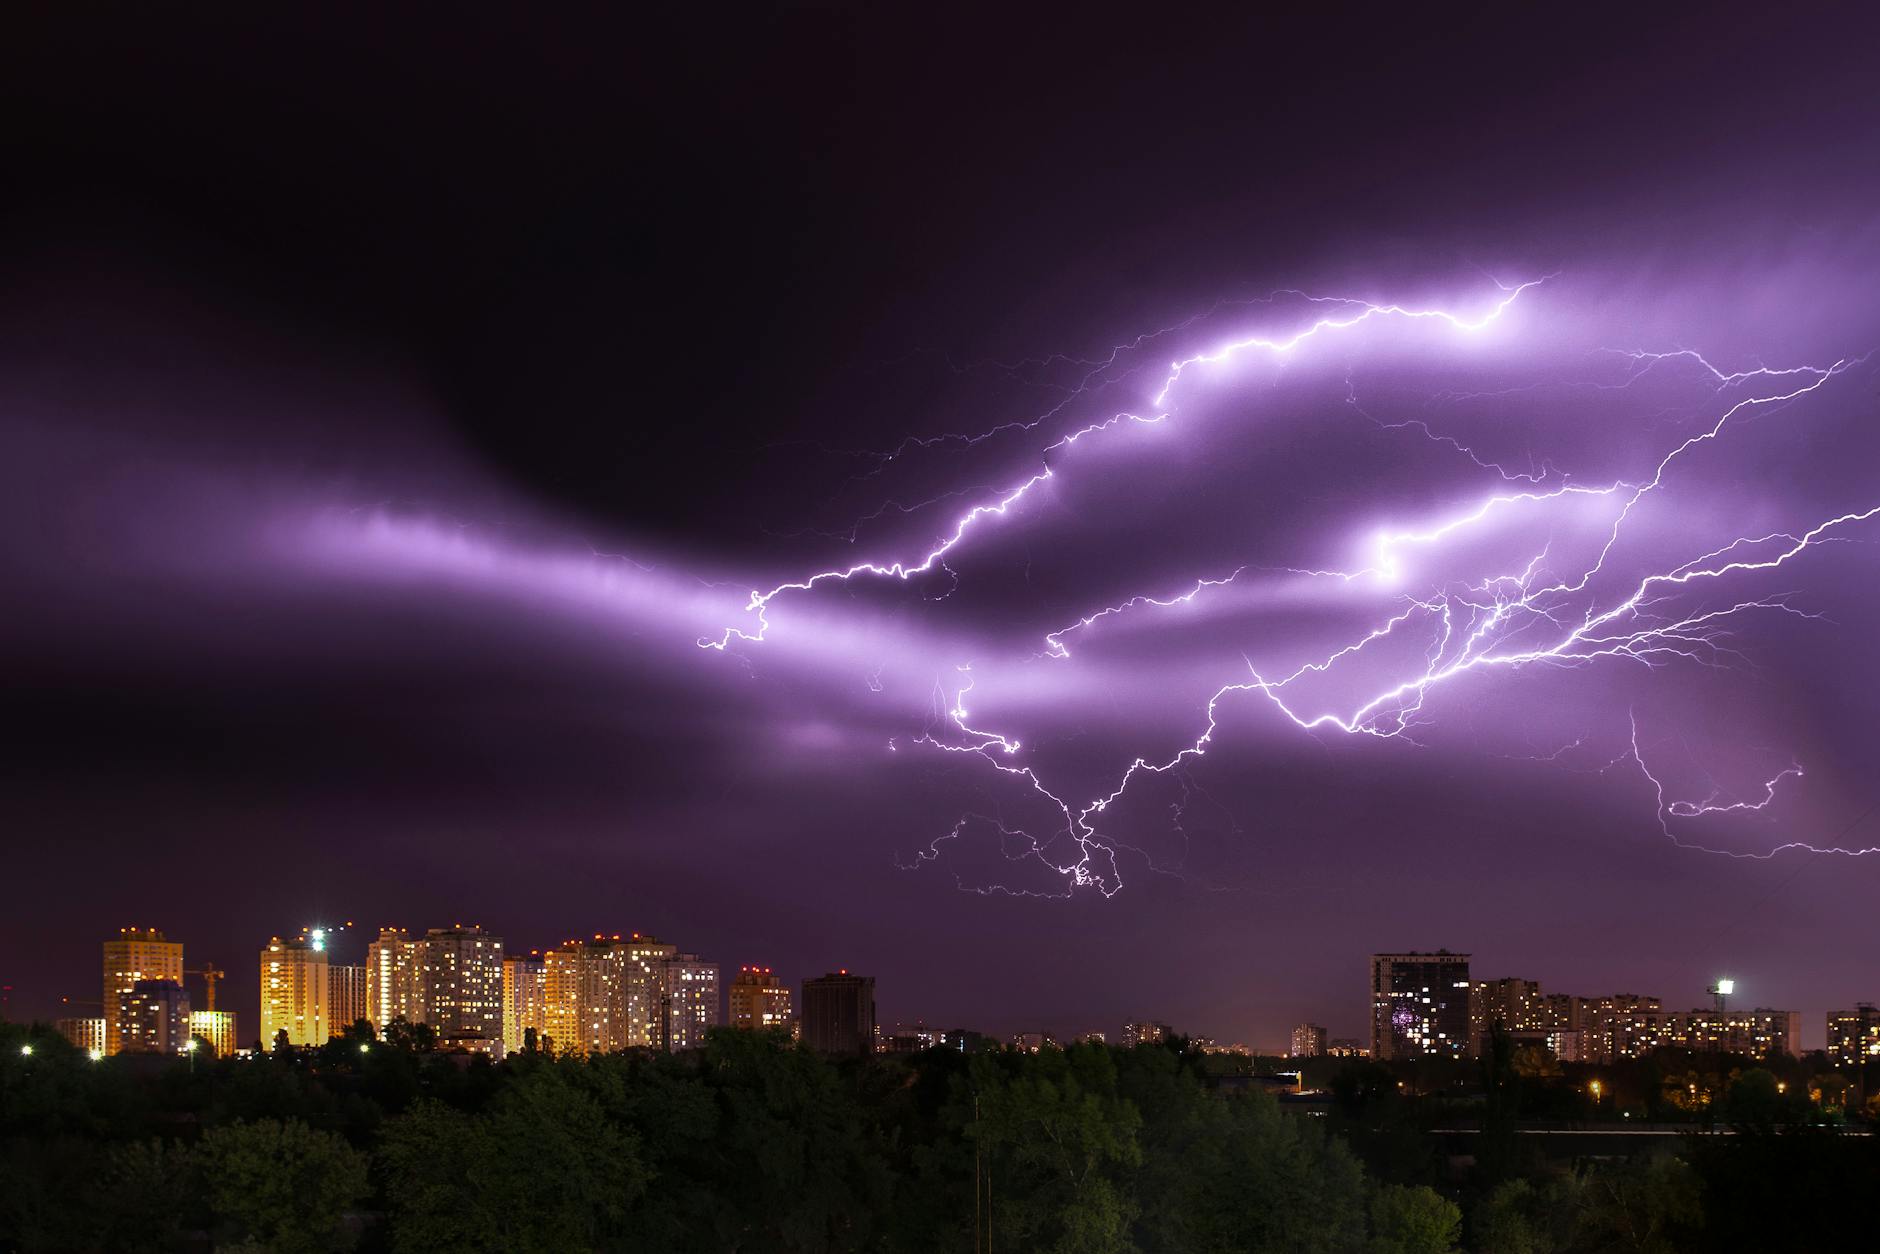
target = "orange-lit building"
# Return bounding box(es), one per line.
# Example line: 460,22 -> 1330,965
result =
102,927 -> 184,1056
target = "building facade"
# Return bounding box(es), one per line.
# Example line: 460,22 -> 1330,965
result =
1290,1023 -> 1327,1057
366,927 -> 422,1031
1120,1021 -> 1172,1047
1371,952 -> 1471,1060
1469,978 -> 1542,1055
260,935 -> 329,1047
55,1017 -> 106,1056
1621,1008 -> 1800,1059
543,938 -> 634,1054
418,926 -> 506,1056
801,971 -> 875,1057
189,1009 -> 239,1058
1577,994 -> 1662,1062
728,966 -> 792,1032
122,978 -> 191,1054
102,927 -> 184,1056
328,964 -> 368,1035
1826,1004 -> 1880,1067
661,954 -> 719,1051
503,954 -> 548,1054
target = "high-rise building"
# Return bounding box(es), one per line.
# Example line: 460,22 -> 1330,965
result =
122,978 -> 191,1054
367,927 -> 422,1031
1370,952 -> 1471,1060
503,953 -> 548,1054
543,938 -> 635,1055
660,954 -> 719,1052
1121,1021 -> 1172,1047
1621,1008 -> 1800,1059
55,1017 -> 106,1056
328,964 -> 368,1036
189,1009 -> 238,1058
1469,978 -> 1542,1055
1290,1023 -> 1327,1057
1826,1004 -> 1880,1067
729,966 -> 792,1032
102,927 -> 184,1055
260,935 -> 329,1047
801,971 -> 875,1057
624,937 -> 678,1048
1577,994 -> 1662,1062
418,926 -> 505,1056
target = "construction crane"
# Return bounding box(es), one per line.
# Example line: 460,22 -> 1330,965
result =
186,963 -> 225,1012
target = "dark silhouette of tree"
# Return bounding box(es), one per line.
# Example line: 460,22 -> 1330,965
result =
195,1118 -> 368,1253
380,1071 -> 646,1252
1368,1182 -> 1461,1253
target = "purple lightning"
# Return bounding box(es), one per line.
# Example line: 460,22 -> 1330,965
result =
699,278 -> 1878,894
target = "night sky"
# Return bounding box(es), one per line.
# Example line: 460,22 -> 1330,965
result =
6,7 -> 1880,1050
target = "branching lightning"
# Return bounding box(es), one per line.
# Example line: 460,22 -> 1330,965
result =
701,276 -> 1879,893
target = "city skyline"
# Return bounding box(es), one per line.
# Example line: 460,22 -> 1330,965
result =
5,8 -> 1880,1071
35,918 -> 1876,1060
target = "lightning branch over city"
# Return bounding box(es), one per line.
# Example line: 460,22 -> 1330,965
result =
693,278 -> 1880,895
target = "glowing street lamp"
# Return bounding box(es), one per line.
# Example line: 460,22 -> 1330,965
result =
18,1043 -> 32,1057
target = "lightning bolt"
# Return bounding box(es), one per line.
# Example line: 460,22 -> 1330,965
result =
702,277 -> 1878,892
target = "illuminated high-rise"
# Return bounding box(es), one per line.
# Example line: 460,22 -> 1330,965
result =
801,971 -> 875,1057
1621,1007 -> 1800,1059
1370,951 -> 1471,1060
1121,1021 -> 1172,1046
328,964 -> 368,1036
660,954 -> 719,1051
1468,978 -> 1541,1055
189,1009 -> 238,1058
1579,994 -> 1663,1062
1290,1023 -> 1327,1057
102,927 -> 184,1055
729,966 -> 792,1031
624,937 -> 677,1048
122,978 -> 190,1054
366,927 -> 422,1030
503,953 -> 548,1054
418,926 -> 505,1056
1827,1004 -> 1880,1067
260,935 -> 329,1047
543,937 -> 634,1054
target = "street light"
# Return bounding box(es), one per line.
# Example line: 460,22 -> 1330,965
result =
18,1044 -> 32,1057
185,1038 -> 198,1073
88,1049 -> 103,1062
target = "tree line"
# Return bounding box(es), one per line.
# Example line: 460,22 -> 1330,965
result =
1,1019 -> 1874,1252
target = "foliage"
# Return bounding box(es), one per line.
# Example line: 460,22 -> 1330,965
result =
195,1117 -> 369,1253
1369,1183 -> 1461,1254
4,1019 -> 1879,1253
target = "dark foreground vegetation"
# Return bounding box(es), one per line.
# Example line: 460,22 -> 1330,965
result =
1,1020 -> 1875,1253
